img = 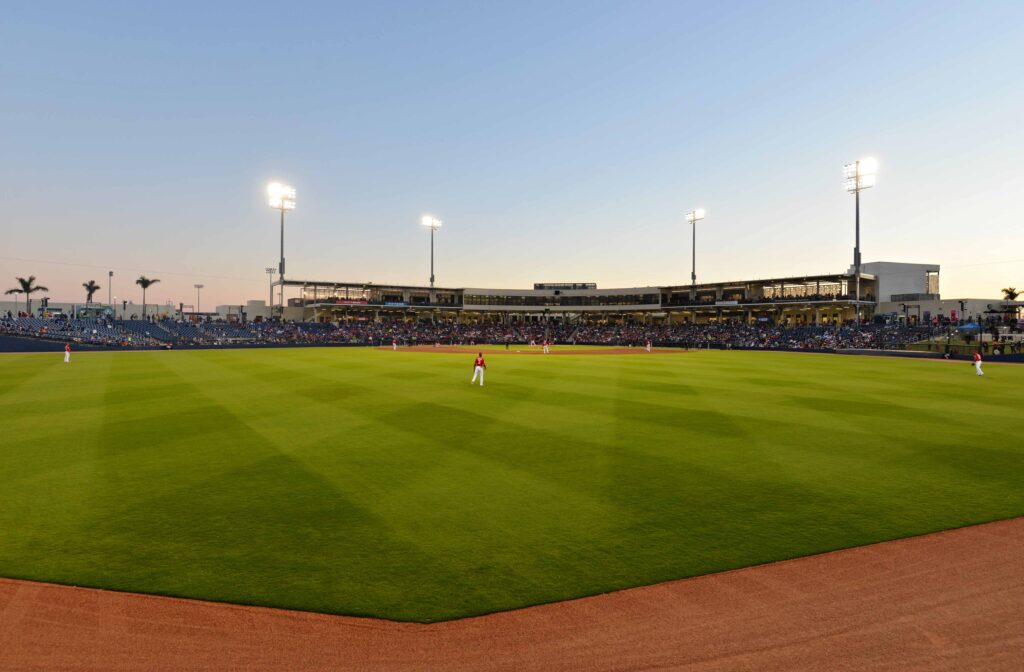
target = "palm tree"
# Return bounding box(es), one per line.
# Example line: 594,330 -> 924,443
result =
5,276 -> 49,315
136,276 -> 160,318
1001,287 -> 1019,301
83,280 -> 101,304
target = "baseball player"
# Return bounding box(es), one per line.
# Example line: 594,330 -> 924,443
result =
64,342 -> 71,364
470,352 -> 486,386
974,351 -> 983,376
645,339 -> 652,352
542,339 -> 550,354
392,338 -> 398,351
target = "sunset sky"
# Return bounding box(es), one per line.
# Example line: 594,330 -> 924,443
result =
2,1 -> 1023,307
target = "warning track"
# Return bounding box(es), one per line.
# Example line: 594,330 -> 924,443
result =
1,517 -> 1020,671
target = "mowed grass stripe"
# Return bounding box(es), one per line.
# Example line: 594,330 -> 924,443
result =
0,348 -> 1022,621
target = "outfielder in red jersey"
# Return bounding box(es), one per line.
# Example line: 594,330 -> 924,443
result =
470,353 -> 486,386
64,342 -> 71,364
974,351 -> 983,376
392,338 -> 397,351
542,339 -> 550,354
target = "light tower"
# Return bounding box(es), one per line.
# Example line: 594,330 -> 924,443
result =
421,215 -> 442,288
267,182 -> 296,314
685,208 -> 706,295
194,284 -> 204,316
843,158 -> 877,324
265,267 -> 276,314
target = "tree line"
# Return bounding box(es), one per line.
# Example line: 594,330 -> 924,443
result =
5,276 -> 161,317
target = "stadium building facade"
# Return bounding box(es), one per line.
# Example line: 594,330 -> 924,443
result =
282,261 -> 960,326
8,260 -> 1016,329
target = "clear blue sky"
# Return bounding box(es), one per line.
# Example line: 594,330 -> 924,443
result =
2,0 -> 1022,307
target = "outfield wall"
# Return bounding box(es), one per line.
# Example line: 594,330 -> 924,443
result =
0,336 -> 115,352
0,336 -> 364,353
3,334 -> 1023,362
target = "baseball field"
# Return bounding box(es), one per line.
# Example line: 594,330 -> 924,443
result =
1,346 -> 1022,622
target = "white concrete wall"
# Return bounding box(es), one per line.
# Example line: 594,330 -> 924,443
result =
856,262 -> 939,301
216,301 -> 273,321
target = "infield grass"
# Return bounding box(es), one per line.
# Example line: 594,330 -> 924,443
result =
1,346 -> 1022,621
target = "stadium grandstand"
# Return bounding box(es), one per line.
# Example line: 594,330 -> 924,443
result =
3,260 -> 1022,355
281,261 -> 957,327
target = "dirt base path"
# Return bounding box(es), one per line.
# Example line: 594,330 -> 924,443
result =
2,518 -> 1021,671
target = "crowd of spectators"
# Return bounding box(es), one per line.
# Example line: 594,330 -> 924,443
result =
1,314 -> 952,352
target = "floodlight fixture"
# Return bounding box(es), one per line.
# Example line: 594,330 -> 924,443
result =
844,158 -> 877,193
421,215 -> 442,230
268,182 -> 296,210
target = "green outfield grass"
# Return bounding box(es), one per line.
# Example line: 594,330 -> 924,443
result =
1,347 -> 1022,622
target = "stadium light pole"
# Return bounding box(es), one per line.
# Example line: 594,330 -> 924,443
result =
265,267 -> 276,314
686,209 -> 706,296
421,215 -> 442,289
194,284 -> 204,316
268,182 -> 296,316
843,158 -> 877,324
108,270 -> 113,311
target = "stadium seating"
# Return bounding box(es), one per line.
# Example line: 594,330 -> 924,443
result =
1,315 -> 966,352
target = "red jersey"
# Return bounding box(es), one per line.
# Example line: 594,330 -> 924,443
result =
973,352 -> 981,362
474,357 -> 485,368
65,344 -> 71,353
